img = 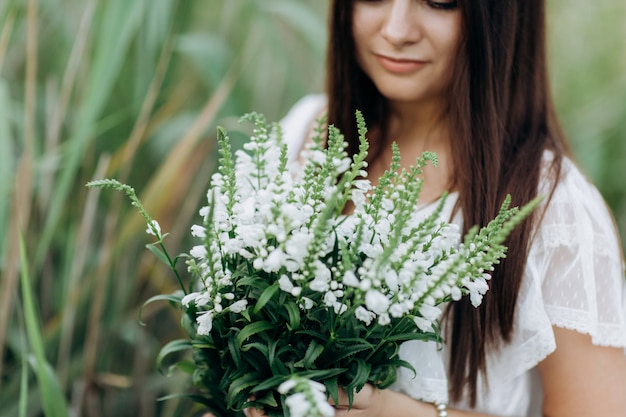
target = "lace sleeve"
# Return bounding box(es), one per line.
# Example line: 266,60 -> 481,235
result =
530,157 -> 626,348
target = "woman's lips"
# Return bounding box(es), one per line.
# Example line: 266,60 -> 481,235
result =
376,54 -> 427,74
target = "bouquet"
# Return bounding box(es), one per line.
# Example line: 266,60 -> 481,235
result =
88,111 -> 535,417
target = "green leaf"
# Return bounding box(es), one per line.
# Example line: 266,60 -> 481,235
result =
370,364 -> 402,389
345,358 -> 371,393
19,350 -> 27,417
298,367 -> 347,380
241,342 -> 269,356
329,343 -> 374,363
294,340 -> 324,368
383,331 -> 439,343
252,391 -> 279,408
228,335 -> 242,367
324,377 -> 339,406
19,234 -> 70,417
24,356 -> 69,417
175,360 -> 197,375
236,321 -> 274,347
191,340 -> 218,349
138,291 -> 183,325
294,329 -> 327,341
250,374 -> 289,392
226,373 -> 262,407
253,282 -> 280,314
146,241 -> 171,265
156,339 -> 192,375
284,301 -> 300,330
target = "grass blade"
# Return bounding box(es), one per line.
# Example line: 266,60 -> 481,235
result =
19,232 -> 70,417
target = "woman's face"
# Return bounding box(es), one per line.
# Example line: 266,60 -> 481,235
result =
352,0 -> 463,107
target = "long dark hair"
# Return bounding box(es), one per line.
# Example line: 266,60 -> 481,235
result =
326,0 -> 572,405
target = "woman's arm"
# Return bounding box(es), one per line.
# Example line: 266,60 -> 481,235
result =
537,326 -> 626,417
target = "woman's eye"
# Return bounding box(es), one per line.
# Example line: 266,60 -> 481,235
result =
426,1 -> 458,10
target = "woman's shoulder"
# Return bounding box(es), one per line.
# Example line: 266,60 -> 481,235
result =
279,94 -> 327,162
526,150 -> 626,345
534,151 -> 622,259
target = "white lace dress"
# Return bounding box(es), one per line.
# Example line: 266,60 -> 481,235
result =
280,95 -> 626,417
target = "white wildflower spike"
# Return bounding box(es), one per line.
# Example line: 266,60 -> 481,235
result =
279,376 -> 335,417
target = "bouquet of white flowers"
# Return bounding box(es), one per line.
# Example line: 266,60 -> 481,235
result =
88,111 -> 535,417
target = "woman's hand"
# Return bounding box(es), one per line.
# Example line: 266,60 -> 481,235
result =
331,384 -> 385,417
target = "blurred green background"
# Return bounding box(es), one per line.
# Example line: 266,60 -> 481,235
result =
0,0 -> 624,416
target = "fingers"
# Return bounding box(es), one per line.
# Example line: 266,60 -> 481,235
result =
331,384 -> 376,409
246,408 -> 266,417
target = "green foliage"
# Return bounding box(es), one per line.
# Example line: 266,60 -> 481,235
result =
137,114 -> 534,417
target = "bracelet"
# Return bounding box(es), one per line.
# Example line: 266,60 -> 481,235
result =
433,402 -> 448,417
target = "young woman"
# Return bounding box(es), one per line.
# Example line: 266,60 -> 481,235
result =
278,0 -> 626,416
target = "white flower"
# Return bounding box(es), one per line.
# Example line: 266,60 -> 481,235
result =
194,292 -> 211,307
237,223 -> 267,248
279,275 -> 294,293
224,237 -> 244,254
323,291 -> 337,307
355,306 -> 376,325
351,189 -> 366,207
264,248 -> 287,272
389,303 -> 406,318
413,315 -> 432,332
277,379 -> 297,394
196,310 -> 214,335
384,269 -> 398,291
309,277 -> 329,293
228,300 -> 248,313
465,278 -> 489,307
182,291 -> 211,308
285,393 -> 310,417
317,400 -> 335,417
359,279 -> 372,291
342,270 -> 359,287
286,232 -> 313,263
450,286 -> 463,301
419,304 -> 442,321
190,245 -> 208,259
146,220 -> 162,238
374,218 -> 391,237
300,297 -> 314,310
181,292 -> 201,308
365,290 -> 390,315
191,224 -> 206,238
377,313 -> 391,326
280,377 -> 335,417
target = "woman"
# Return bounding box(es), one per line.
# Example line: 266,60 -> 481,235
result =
278,0 -> 626,416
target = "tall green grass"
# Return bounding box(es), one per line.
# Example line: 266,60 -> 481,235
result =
0,1 -> 327,416
0,0 -> 624,416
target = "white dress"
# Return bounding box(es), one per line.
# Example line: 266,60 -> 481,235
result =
280,95 -> 626,417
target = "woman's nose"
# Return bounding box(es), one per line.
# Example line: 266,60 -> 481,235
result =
381,0 -> 422,46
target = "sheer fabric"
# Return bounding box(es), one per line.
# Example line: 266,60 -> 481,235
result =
280,95 -> 626,416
